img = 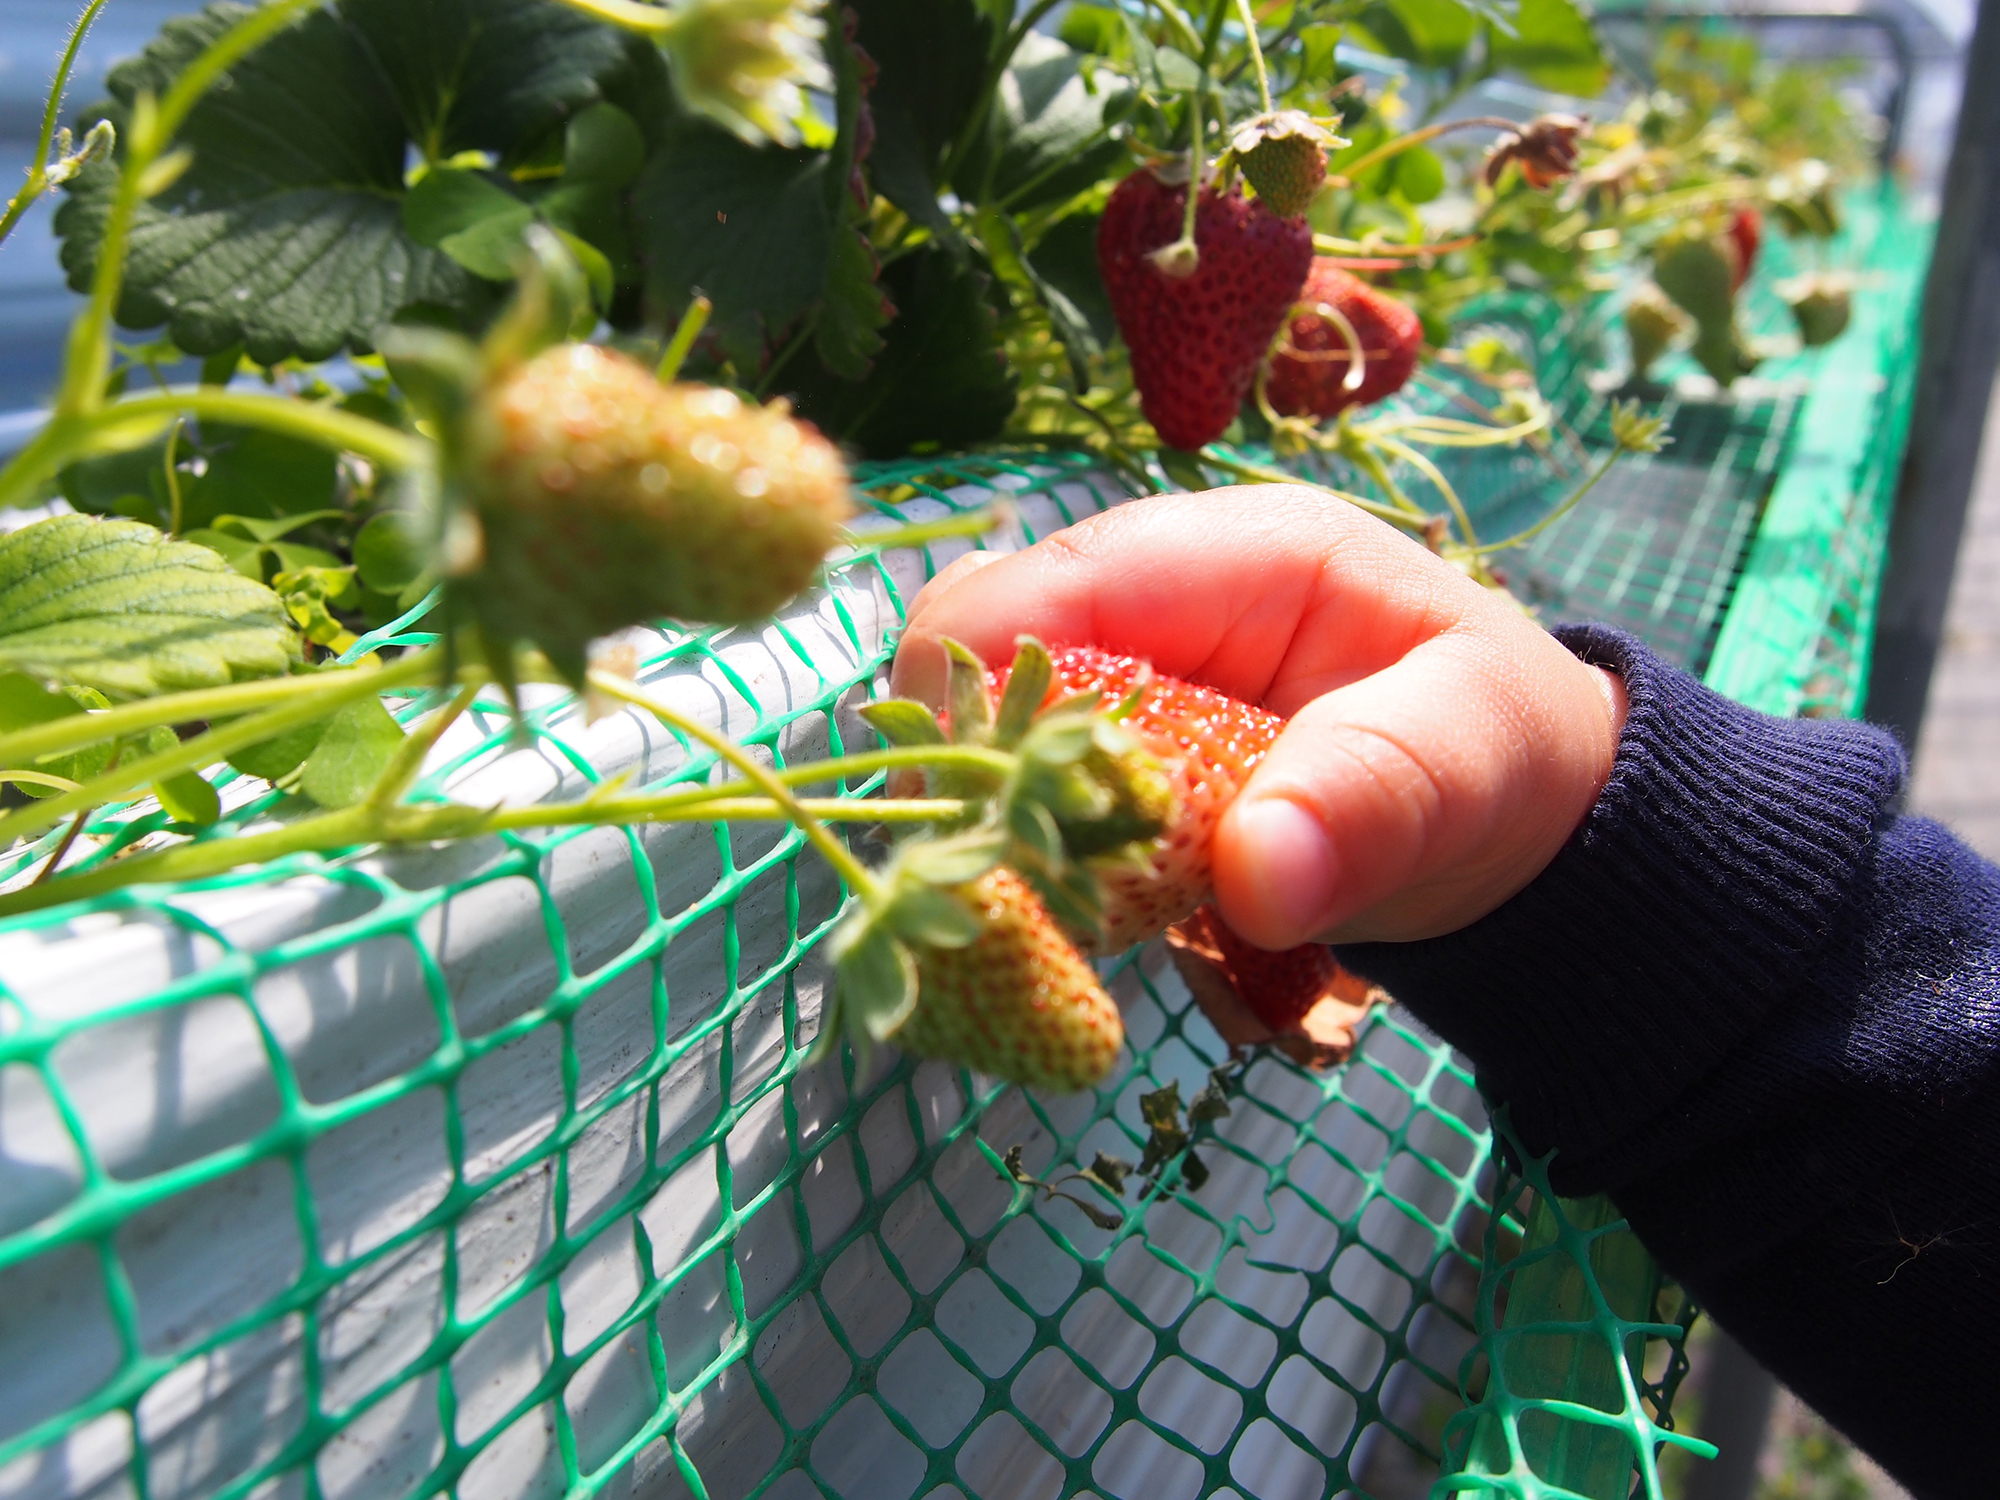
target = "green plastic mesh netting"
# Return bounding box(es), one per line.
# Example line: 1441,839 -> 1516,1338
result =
0,186 -> 1929,1500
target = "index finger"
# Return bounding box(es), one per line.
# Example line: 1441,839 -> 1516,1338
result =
893,485 -> 1481,712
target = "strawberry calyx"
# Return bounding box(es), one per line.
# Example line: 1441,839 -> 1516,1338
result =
860,636 -> 1176,937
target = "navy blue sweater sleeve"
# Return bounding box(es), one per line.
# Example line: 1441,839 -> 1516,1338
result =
1333,625 -> 2000,1500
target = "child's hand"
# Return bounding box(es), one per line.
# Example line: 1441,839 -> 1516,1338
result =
892,486 -> 1627,948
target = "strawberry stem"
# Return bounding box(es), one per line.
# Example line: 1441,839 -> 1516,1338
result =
655,294 -> 712,383
0,0 -> 112,254
0,386 -> 427,512
0,647 -> 445,851
55,0 -> 324,419
1233,0 -> 1273,114
1198,449 -> 1428,530
1333,116 -> 1522,185
588,670 -> 886,902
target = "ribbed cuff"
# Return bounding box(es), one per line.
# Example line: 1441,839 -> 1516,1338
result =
1334,625 -> 1908,1187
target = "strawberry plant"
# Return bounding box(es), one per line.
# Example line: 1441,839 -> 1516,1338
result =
0,0 -> 1871,1087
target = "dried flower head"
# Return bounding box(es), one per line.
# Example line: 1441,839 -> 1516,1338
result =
1483,112 -> 1587,190
662,0 -> 833,148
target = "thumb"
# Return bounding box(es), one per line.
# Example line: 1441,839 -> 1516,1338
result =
1210,626 -> 1619,948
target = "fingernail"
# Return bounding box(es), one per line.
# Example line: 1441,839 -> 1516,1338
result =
1230,796 -> 1337,942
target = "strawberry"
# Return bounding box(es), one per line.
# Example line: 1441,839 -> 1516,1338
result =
1264,259 -> 1423,420
1783,274 -> 1852,347
1229,111 -> 1339,219
1727,204 -> 1762,292
1166,905 -> 1381,1069
459,343 -> 851,679
1624,282 -> 1689,380
1653,225 -> 1757,387
991,645 -> 1284,953
1097,168 -> 1313,451
888,865 -> 1124,1091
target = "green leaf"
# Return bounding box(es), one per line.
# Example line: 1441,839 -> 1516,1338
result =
953,34 -> 1130,212
1393,145 -> 1446,204
814,229 -> 894,381
0,516 -> 297,700
859,699 -> 947,746
58,0 -> 643,362
299,695 -> 406,807
138,725 -> 224,826
226,717 -> 328,783
404,168 -> 530,251
1356,0 -> 1477,67
1487,0 -> 1607,96
835,924 -> 921,1041
154,770 -> 223,825
1027,213 -> 1116,350
184,426 -> 339,528
847,0 -> 994,188
1058,5 -> 1123,54
784,245 -> 1017,458
58,439 -> 170,525
0,674 -> 116,793
353,511 -> 428,595
563,102 -> 646,186
630,121 -> 836,366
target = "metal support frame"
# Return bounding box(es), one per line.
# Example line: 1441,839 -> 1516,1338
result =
1867,0 -> 2000,742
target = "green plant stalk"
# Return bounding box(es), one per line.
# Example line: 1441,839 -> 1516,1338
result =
498,795 -> 960,830
1198,449 -> 1425,529
0,0 -> 112,251
366,683 -> 477,811
591,744 -> 1015,815
0,386 -> 427,512
588,671 -> 885,902
1145,0 -> 1207,53
841,506 -> 1004,554
1233,0 -> 1273,113
1474,444 -> 1626,556
656,295 -> 712,383
58,0 -> 324,418
1376,434 -> 1480,548
1334,115 -> 1520,184
0,656 -> 431,768
0,793 -> 964,922
0,649 -> 441,850
546,0 -> 680,35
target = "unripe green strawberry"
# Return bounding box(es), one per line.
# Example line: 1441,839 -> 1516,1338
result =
1624,283 -> 1688,379
1653,225 -> 1758,387
1230,111 -> 1340,219
458,343 -> 851,677
1652,225 -> 1738,328
1784,275 -> 1853,347
891,865 -> 1124,1091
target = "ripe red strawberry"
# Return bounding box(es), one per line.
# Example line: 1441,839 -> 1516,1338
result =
1727,205 -> 1762,292
1264,259 -> 1423,420
1097,169 -> 1313,451
891,866 -> 1124,1091
1166,905 -> 1380,1069
991,645 -> 1284,953
461,343 -> 851,677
